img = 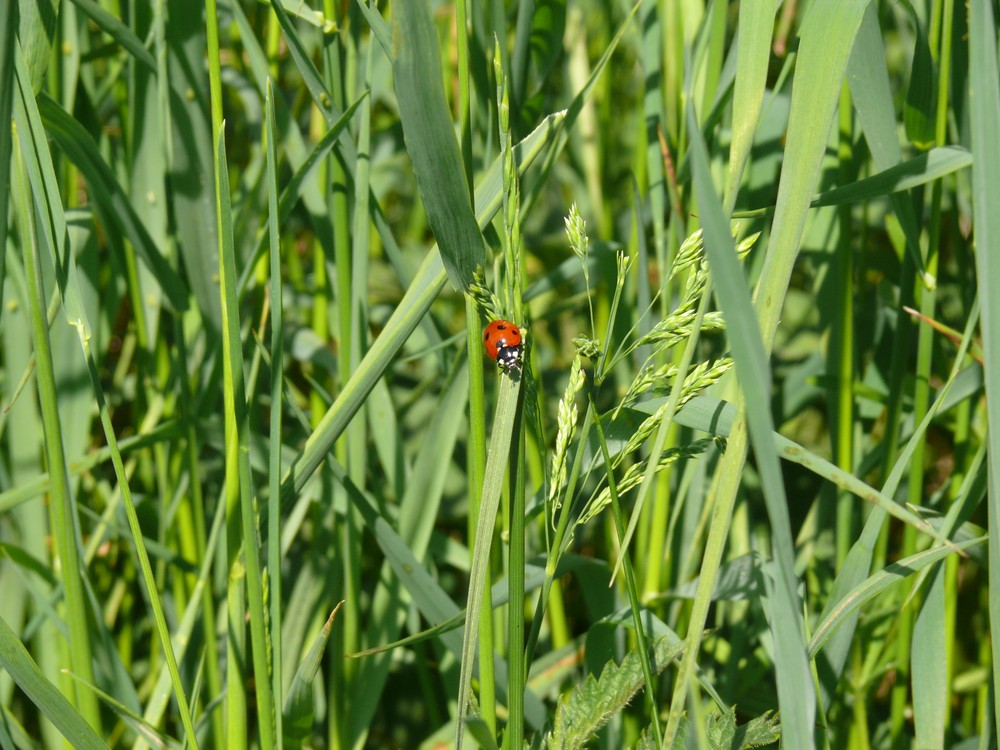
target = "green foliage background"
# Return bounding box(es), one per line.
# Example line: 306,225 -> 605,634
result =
0,0 -> 998,748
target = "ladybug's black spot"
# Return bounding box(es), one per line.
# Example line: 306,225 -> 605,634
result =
484,331 -> 490,341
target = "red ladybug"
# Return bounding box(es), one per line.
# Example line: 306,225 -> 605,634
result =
483,319 -> 523,372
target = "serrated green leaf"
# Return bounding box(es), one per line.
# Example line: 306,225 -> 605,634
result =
542,635 -> 685,750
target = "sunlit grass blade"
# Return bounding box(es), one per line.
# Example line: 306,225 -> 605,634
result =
264,79 -> 285,750
457,375 -> 522,748
687,105 -> 815,749
723,0 -> 776,211
283,605 -> 342,750
214,124 -> 277,750
968,0 -> 1000,732
808,536 -> 985,657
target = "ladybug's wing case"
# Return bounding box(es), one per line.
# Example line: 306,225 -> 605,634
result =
483,328 -> 499,359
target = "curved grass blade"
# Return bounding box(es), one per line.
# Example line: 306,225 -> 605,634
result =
70,0 -> 156,72
807,536 -> 985,657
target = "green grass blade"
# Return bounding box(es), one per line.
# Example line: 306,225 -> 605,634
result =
807,537 -> 985,656
283,605 -> 342,750
457,374 -> 522,749
0,0 -> 14,318
0,615 -> 108,750
392,0 -> 484,290
912,565 -> 947,746
968,0 -> 1000,732
69,0 -> 156,72
215,125 -> 277,750
687,107 -> 815,750
723,0 -> 776,211
15,41 -> 202,750
755,0 -> 871,349
16,0 -> 58,93
847,1 -> 926,279
809,146 -> 971,208
264,80 -> 285,750
11,125 -> 103,737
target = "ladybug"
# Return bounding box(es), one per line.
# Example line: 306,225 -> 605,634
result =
483,319 -> 523,372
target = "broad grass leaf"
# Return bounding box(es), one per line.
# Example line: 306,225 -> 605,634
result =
392,0 -> 484,290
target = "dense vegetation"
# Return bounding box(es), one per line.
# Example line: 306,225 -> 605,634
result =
1,0 -> 999,748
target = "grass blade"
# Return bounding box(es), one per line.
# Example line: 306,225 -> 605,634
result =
0,615 -> 107,750
392,0 -> 484,290
968,0 -> 1000,733
687,106 -> 815,750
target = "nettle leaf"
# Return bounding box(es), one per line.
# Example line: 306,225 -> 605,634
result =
541,635 -> 684,749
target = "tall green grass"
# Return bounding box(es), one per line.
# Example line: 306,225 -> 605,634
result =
0,1 -> 995,748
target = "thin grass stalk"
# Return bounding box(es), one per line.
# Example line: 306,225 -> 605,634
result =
832,84 -> 856,570
323,21 -> 354,750
455,375 -> 522,750
523,405 -> 594,668
16,49 -> 204,744
890,231 -> 938,748
344,30 -> 376,746
609,282 -> 713,585
0,0 -> 14,318
204,3 -> 252,745
496,44 -> 526,746
591,398 -> 663,747
174,317 -> 226,750
892,123 -> 944,750
12,133 -> 103,736
505,405 -> 527,749
910,2 -> 957,742
265,81 -> 285,750
639,0 -> 668,306
466,297 -> 497,737
217,125 -> 278,750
